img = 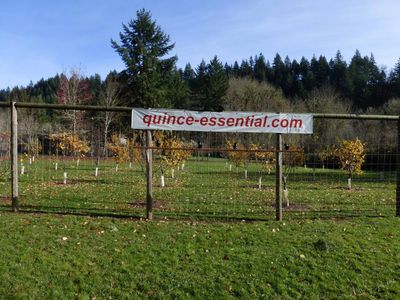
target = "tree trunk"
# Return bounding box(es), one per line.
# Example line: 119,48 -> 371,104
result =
104,113 -> 110,157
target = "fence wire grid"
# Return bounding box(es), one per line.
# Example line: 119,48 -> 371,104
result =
0,103 -> 398,221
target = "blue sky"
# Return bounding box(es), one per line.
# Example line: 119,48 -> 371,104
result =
1,0 -> 399,88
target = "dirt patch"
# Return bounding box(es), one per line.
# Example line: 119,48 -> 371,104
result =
337,186 -> 367,192
129,201 -> 165,210
0,195 -> 10,202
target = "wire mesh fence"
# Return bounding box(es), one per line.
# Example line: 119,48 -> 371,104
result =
0,107 -> 11,204
0,102 -> 398,221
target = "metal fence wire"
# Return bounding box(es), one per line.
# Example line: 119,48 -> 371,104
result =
0,102 -> 398,221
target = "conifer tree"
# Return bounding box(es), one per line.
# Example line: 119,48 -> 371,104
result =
111,9 -> 177,108
203,56 -> 229,111
239,60 -> 252,77
254,54 -> 267,82
329,51 -> 350,95
232,61 -> 240,77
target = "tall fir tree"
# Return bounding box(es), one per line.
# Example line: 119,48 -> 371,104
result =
348,50 -> 376,107
315,55 -> 330,87
272,53 -> 285,88
182,63 -> 196,84
254,54 -> 267,82
203,56 -> 229,111
111,9 -> 177,108
239,60 -> 253,77
232,61 -> 240,77
329,50 -> 350,96
389,58 -> 400,98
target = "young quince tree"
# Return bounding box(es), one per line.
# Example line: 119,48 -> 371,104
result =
318,146 -> 334,169
153,131 -> 192,177
250,143 -> 275,189
50,133 -> 90,158
281,144 -> 305,207
107,133 -> 129,168
127,136 -> 144,168
334,138 -> 366,190
26,137 -> 42,160
226,139 -> 248,168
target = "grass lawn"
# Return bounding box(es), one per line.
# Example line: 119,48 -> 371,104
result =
0,156 -> 398,298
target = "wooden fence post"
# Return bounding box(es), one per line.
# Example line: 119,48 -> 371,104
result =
275,133 -> 282,221
11,102 -> 19,212
146,130 -> 153,220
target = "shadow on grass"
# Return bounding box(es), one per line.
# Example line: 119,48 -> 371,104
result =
0,204 -> 144,220
18,178 -> 147,187
285,209 -> 392,220
0,203 -> 393,222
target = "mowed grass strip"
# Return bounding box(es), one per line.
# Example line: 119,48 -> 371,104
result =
0,157 -> 398,298
0,213 -> 398,299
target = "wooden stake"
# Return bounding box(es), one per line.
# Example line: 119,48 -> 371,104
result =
275,133 -> 282,221
11,102 -> 19,212
146,130 -> 153,220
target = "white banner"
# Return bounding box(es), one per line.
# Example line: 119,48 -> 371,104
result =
131,108 -> 313,134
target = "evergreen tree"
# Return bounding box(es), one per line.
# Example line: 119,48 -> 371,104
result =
389,58 -> 400,98
182,63 -> 194,83
315,55 -> 330,87
296,57 -> 314,93
190,60 -> 208,110
191,57 -> 228,111
272,53 -> 285,87
30,76 -> 59,104
265,60 -> 273,82
194,60 -> 207,92
291,59 -> 307,99
232,61 -> 240,77
0,88 -> 10,102
239,60 -> 252,77
299,57 -> 310,75
389,58 -> 400,83
309,55 -> 319,84
203,56 -> 229,111
88,74 -> 102,105
329,50 -> 350,95
166,69 -> 190,109
282,56 -> 294,97
348,50 -> 383,107
366,54 -> 386,106
254,54 -> 267,82
111,9 -> 177,108
249,56 -> 255,71
224,63 -> 232,76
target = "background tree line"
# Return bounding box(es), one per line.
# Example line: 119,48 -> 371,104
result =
1,49 -> 399,113
0,9 -> 398,158
1,9 -> 399,113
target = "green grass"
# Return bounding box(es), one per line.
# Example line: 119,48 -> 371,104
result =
0,214 -> 398,299
3,156 -> 396,220
0,156 -> 398,298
